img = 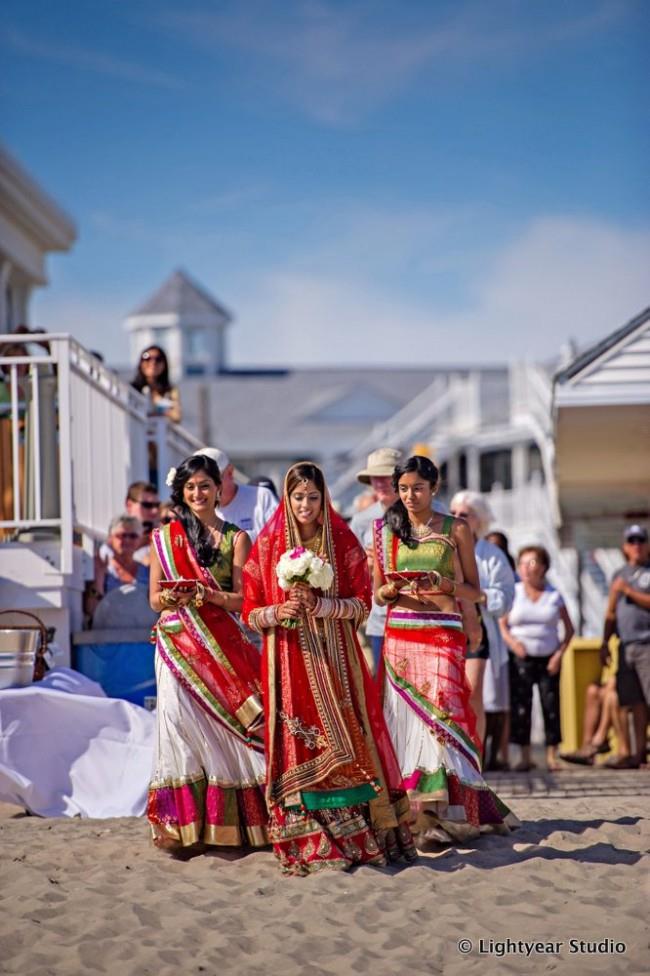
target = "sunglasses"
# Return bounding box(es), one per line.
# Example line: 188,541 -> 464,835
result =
161,515 -> 174,525
129,499 -> 160,510
114,532 -> 139,541
141,353 -> 164,363
627,538 -> 646,545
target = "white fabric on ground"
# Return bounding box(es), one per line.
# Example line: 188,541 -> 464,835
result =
0,668 -> 154,817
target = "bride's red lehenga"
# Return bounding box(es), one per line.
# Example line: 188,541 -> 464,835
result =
242,464 -> 416,876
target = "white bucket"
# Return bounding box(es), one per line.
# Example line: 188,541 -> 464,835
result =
0,628 -> 40,689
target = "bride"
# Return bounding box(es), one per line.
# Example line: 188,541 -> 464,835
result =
242,462 -> 417,875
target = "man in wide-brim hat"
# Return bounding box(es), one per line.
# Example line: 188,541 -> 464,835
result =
349,449 -> 402,672
355,447 -> 404,488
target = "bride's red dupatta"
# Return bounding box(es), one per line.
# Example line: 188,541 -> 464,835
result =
242,471 -> 409,827
153,519 -> 263,750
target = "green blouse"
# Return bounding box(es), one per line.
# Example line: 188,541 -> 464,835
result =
208,521 -> 241,591
394,515 -> 457,578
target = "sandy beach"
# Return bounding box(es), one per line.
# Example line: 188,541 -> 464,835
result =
1,770 -> 648,976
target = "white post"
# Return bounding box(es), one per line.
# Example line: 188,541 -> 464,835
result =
10,364 -> 21,521
29,362 -> 42,520
511,442 -> 528,492
53,338 -> 74,575
466,445 -> 481,492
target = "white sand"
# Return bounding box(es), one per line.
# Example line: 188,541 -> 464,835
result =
1,794 -> 648,976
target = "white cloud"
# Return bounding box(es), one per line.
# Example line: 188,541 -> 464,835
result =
230,215 -> 650,365
470,216 -> 650,357
5,28 -> 186,91
158,0 -> 630,123
31,212 -> 649,372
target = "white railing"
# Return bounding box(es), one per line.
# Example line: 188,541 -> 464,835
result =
0,333 -> 202,573
66,339 -> 149,549
593,547 -> 625,584
509,361 -> 559,524
579,570 -> 608,637
510,361 -> 553,432
328,374 -> 475,504
487,478 -> 579,625
148,416 -> 204,500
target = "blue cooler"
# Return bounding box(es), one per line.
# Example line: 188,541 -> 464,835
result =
72,628 -> 156,707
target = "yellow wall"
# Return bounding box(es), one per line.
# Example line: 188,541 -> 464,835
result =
559,637 -> 618,753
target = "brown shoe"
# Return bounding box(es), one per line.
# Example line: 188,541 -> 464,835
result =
603,755 -> 640,770
559,749 -> 594,766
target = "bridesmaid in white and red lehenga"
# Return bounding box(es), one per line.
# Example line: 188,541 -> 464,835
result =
147,455 -> 268,853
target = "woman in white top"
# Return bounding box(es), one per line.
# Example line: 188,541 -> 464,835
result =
500,546 -> 574,772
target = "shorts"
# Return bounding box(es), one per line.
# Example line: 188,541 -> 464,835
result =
466,616 -> 489,661
616,642 -> 648,707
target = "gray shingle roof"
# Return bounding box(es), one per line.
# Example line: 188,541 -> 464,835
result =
130,269 -> 232,322
180,366 -> 510,459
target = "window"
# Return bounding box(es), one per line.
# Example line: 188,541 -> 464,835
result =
458,452 -> 467,490
186,327 -> 206,359
528,443 -> 544,482
480,449 -> 512,492
438,461 -> 448,496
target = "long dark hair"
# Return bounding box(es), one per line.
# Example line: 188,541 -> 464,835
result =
285,463 -> 325,498
132,345 -> 173,396
169,455 -> 222,567
384,455 -> 440,545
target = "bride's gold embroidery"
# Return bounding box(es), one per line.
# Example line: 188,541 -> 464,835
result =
279,711 -> 327,750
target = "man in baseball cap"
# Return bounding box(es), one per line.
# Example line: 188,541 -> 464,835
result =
600,523 -> 650,768
624,524 -> 649,544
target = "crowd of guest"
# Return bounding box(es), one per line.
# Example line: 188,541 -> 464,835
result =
80,347 -> 649,779
346,447 -> 647,775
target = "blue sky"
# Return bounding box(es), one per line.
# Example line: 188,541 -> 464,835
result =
3,0 -> 649,366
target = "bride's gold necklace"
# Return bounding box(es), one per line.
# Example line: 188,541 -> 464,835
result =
301,526 -> 323,553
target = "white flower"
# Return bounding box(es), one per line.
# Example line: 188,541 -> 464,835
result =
310,562 -> 334,590
165,467 -> 177,488
276,548 -> 334,591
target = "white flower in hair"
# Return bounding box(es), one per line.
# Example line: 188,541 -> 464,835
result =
165,466 -> 177,488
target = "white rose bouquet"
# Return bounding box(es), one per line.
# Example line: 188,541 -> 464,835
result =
275,546 -> 334,627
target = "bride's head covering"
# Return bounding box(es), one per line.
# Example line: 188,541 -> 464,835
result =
244,461 -> 367,606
